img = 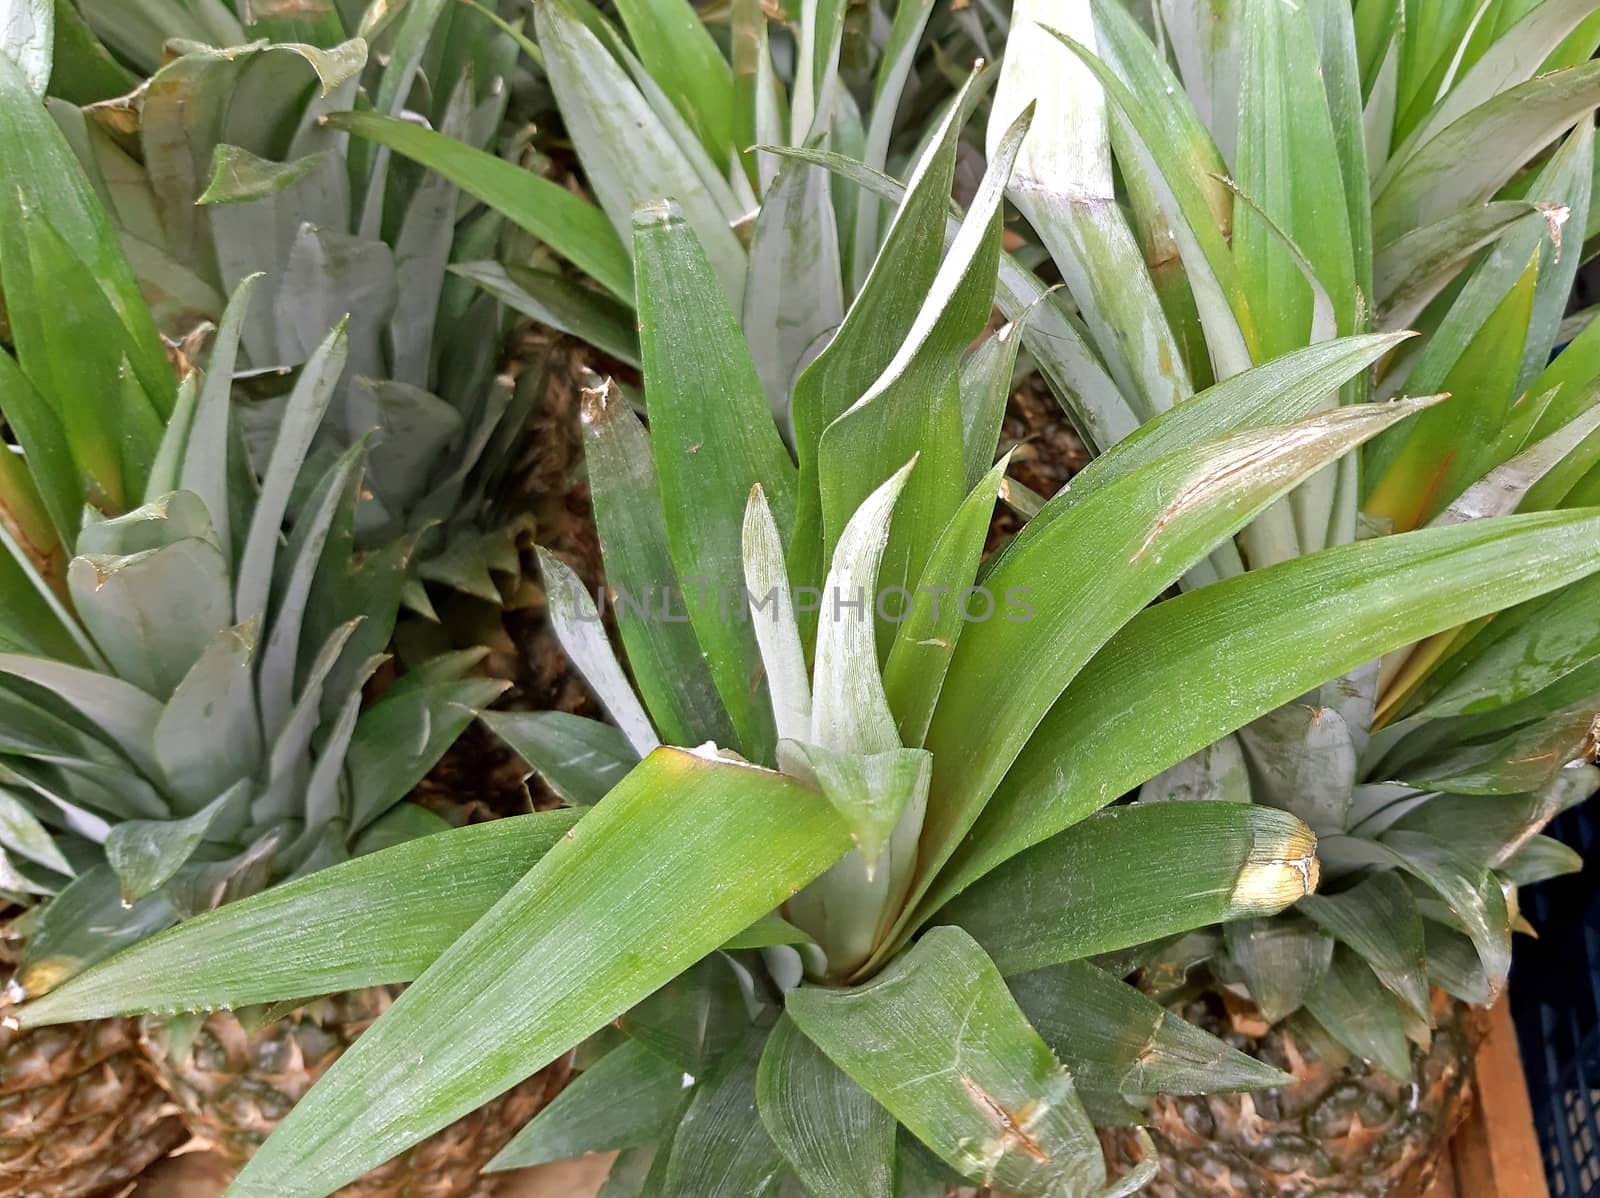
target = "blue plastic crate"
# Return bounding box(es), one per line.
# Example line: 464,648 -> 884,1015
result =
1513,794 -> 1600,1197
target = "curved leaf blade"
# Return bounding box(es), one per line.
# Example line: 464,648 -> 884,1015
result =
226,750 -> 850,1198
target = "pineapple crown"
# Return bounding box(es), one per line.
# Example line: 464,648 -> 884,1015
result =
15,4 -> 1600,1190
26,35 -> 1600,1194
979,0 -> 1600,1077
55,3 -> 534,603
0,274 -> 503,996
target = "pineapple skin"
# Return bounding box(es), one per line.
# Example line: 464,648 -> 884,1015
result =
138,987 -> 571,1198
0,1018 -> 187,1198
1107,992 -> 1480,1198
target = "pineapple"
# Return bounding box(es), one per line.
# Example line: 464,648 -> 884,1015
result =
1103,992 -> 1482,1197
969,0 -> 1600,1193
140,989 -> 564,1197
0,917 -> 185,1198
1,34 -> 550,1191
26,45 -> 1600,1197
52,2 -> 539,634
0,1018 -> 185,1198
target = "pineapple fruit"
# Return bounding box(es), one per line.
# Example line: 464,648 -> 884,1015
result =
1105,992 -> 1481,1197
0,1018 -> 184,1198
0,919 -> 185,1198
141,989 -> 567,1198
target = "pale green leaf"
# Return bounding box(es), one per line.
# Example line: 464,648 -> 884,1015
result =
756,1014 -> 895,1198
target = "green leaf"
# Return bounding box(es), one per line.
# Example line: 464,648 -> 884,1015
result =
1425,918 -> 1492,1005
177,274 -> 258,565
259,439 -> 367,735
882,458 -> 1007,748
354,0 -> 445,208
154,621 -> 262,808
785,74 -> 968,610
756,1014 -> 895,1198
481,710 -> 638,808
235,320 -> 348,625
1009,959 -> 1292,1103
941,802 -> 1317,977
1374,200 -> 1543,328
622,955 -> 751,1072
104,780 -> 249,905
891,399 -> 1435,962
16,813 -> 582,1024
662,1022 -> 783,1197
777,743 -> 930,876
782,463 -> 927,975
814,106 -> 1026,652
1303,945 -> 1413,1080
1236,702 -> 1357,834
536,0 -> 746,305
788,926 -> 1105,1196
1385,785 -> 1577,871
1299,871 -> 1430,1021
1232,0 -> 1357,357
932,507 -> 1600,923
198,144 -> 333,205
326,111 -> 632,302
611,0 -> 736,163
1411,572 -> 1600,719
634,202 -> 797,762
352,804 -> 452,857
742,155 -> 843,431
994,0 -> 1188,421
848,0 -> 937,290
1368,253 -> 1540,531
0,788 -> 70,875
453,260 -> 640,368
225,750 -> 850,1198
1224,917 -> 1334,1023
1398,700 -> 1600,795
13,864 -> 176,996
584,376 -> 733,748
1441,400 -> 1600,527
0,51 -> 169,408
722,911 -> 814,952
1321,830 -> 1512,990
3,206 -> 166,511
808,460 -> 912,756
346,678 -> 509,831
1140,736 -> 1251,804
0,655 -> 162,778
1310,0 -> 1373,324
1502,833 -> 1584,886
487,1038 -> 687,1171
0,343 -> 79,549
43,3 -> 132,104
958,327 -> 1023,490
536,546 -> 659,759
1385,0 -> 1600,186
1372,60 -> 1600,248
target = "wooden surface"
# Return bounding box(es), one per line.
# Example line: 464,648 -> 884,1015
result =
126,998 -> 1549,1197
1424,996 -> 1549,1198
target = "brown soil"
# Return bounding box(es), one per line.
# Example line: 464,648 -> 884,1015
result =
987,368 -> 1090,552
